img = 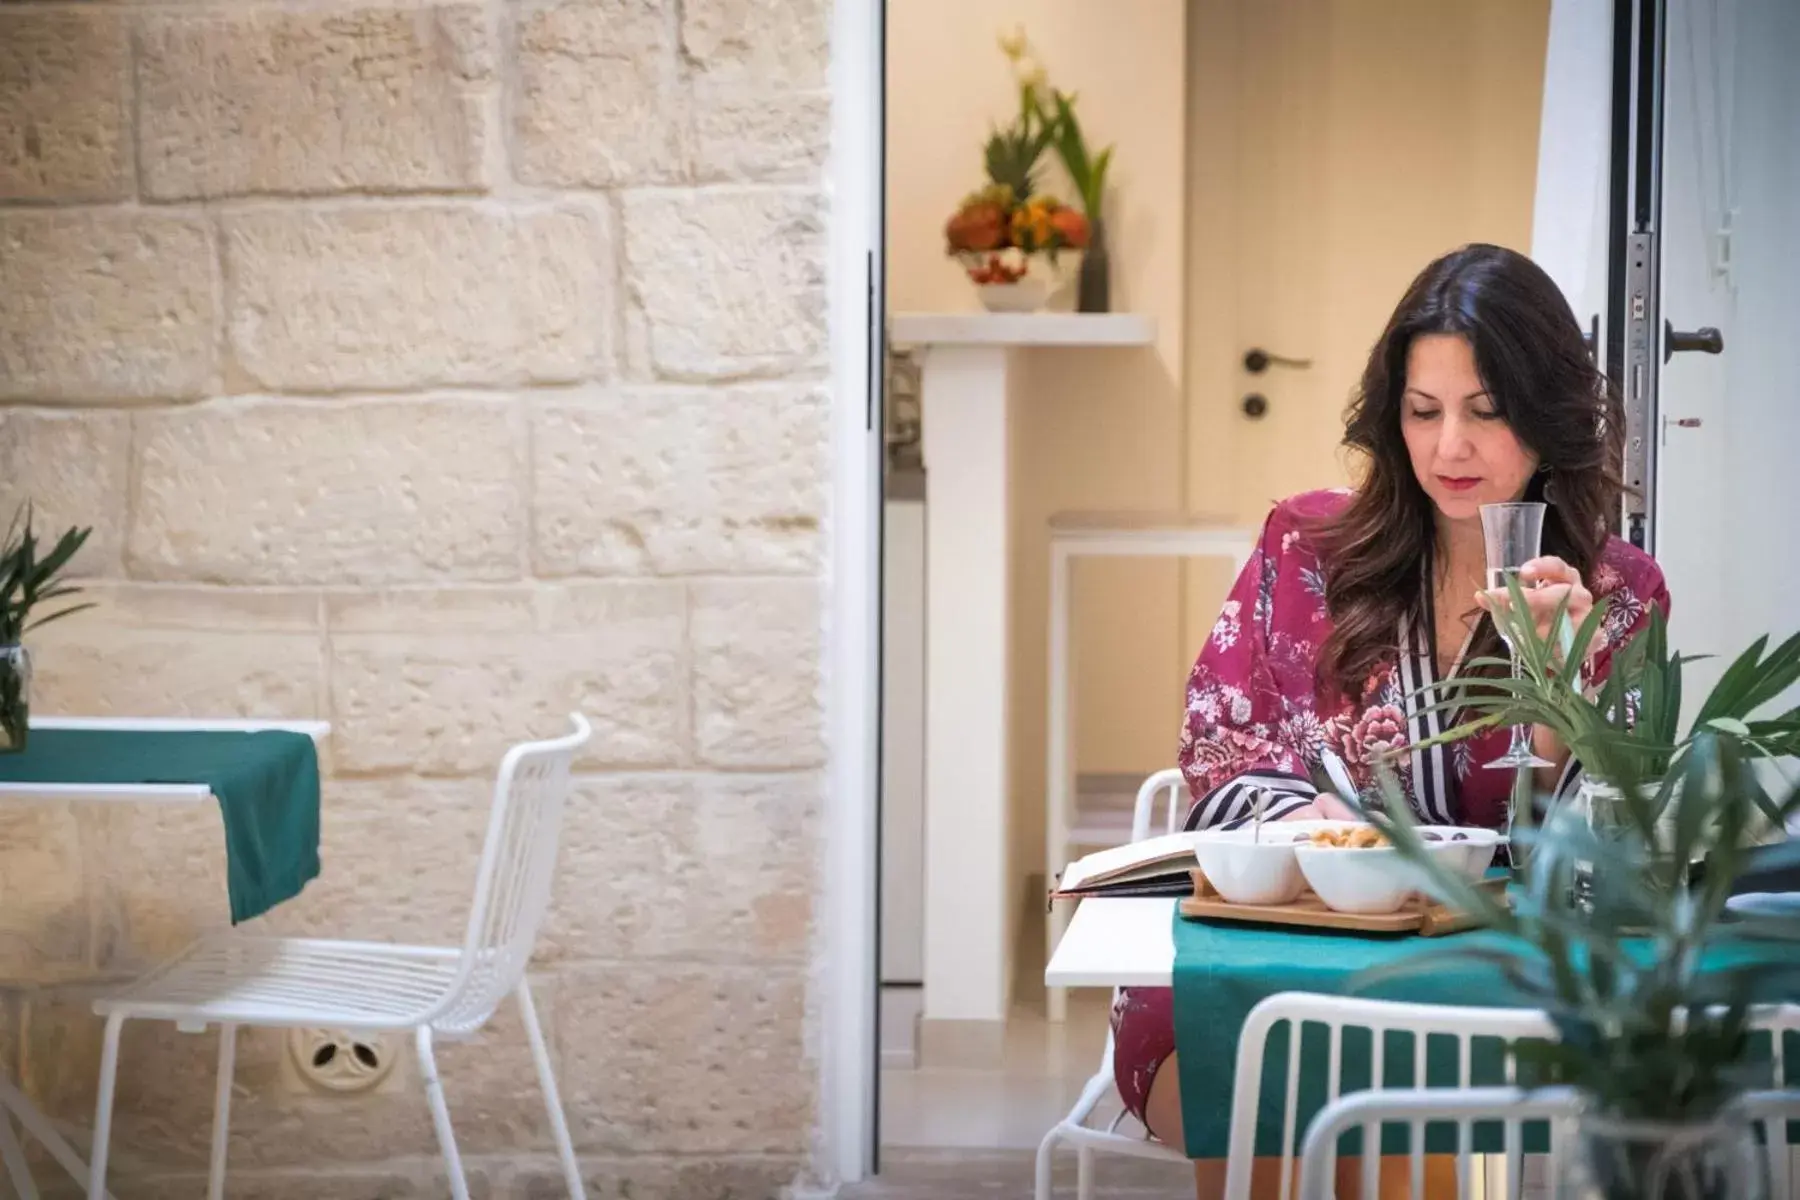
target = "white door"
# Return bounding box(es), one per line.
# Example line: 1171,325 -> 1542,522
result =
1651,0 -> 1800,714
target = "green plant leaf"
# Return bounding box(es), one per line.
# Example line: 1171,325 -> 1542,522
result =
24,602 -> 96,632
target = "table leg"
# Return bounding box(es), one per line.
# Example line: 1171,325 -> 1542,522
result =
0,1076 -> 116,1200
0,1107 -> 38,1200
1046,543 -> 1074,1023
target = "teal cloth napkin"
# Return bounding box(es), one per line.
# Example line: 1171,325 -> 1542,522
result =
1170,903 -> 1800,1159
0,729 -> 322,924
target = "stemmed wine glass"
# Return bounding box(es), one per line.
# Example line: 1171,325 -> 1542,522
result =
1481,501 -> 1554,771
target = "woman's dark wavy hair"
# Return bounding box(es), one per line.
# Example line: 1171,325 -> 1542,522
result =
1311,243 -> 1625,700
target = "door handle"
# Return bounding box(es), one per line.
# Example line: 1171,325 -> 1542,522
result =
1663,321 -> 1723,363
1243,348 -> 1313,374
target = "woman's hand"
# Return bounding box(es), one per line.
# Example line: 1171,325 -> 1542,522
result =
1273,794 -> 1360,822
1477,554 -> 1597,663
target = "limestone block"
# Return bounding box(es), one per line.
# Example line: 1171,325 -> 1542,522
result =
538,771 -> 819,963
0,212 -> 215,403
618,189 -> 824,380
0,409 -> 131,578
130,398 -> 524,586
513,0 -> 681,187
223,205 -> 610,391
27,585 -> 324,724
688,86 -> 829,183
0,806 -> 90,982
552,963 -> 814,1153
679,0 -> 829,88
262,776 -> 490,949
138,5 -> 491,200
0,10 -> 130,201
530,385 -> 827,576
328,582 -> 688,775
690,580 -> 823,768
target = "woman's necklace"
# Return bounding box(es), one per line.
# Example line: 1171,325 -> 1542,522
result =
1431,557 -> 1485,678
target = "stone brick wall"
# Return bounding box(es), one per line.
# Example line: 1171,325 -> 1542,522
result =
0,1 -> 833,1195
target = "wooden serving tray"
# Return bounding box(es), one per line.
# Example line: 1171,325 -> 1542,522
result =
1178,870 -> 1505,937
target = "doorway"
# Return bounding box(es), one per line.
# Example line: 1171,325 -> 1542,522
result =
874,0 -> 1555,1166
1629,0 -> 1800,715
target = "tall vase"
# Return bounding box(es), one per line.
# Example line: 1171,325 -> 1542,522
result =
0,643 -> 29,755
1561,1104 -> 1765,1200
1077,217 -> 1110,313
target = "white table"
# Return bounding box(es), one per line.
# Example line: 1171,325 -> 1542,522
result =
1044,515 -> 1255,1021
0,716 -> 330,1198
1043,896 -> 1175,991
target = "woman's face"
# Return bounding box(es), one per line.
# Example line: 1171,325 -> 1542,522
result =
1399,333 -> 1538,523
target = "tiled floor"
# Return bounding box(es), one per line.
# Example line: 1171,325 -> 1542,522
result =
847,1148 -> 1193,1200
879,895 -> 1119,1151
878,986 -> 1114,1150
869,883 -> 1190,1196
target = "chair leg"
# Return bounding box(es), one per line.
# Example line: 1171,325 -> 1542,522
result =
1075,1147 -> 1094,1200
1034,1126 -> 1059,1200
415,1026 -> 471,1200
0,1107 -> 40,1200
516,980 -> 586,1199
208,1024 -> 237,1200
87,1013 -> 125,1200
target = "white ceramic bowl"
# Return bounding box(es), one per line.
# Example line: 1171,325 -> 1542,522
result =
1414,825 -> 1503,882
1293,843 -> 1419,914
1192,828 -> 1307,906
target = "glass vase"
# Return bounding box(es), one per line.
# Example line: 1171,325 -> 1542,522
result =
1077,217 -> 1110,313
1561,1105 -> 1766,1200
0,643 -> 28,755
1573,775 -> 1686,914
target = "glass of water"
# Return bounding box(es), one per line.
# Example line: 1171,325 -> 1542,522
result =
1481,501 -> 1554,770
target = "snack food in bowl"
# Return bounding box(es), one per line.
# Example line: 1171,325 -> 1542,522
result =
1191,829 -> 1307,906
1414,825 -> 1503,881
1292,843 -> 1417,914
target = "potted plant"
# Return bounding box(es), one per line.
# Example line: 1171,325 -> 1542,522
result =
1356,583 -> 1800,1198
0,504 -> 94,753
1415,581 -> 1800,863
943,30 -> 1089,312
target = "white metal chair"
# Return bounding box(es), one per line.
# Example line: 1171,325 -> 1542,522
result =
1035,768 -> 1192,1200
1230,995 -> 1800,1200
1224,994 -> 1561,1200
83,712 -> 594,1200
1298,1084 -> 1800,1200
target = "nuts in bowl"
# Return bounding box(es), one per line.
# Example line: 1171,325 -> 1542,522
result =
1301,826 -> 1391,849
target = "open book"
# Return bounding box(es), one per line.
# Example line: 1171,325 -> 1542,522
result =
1050,831 -> 1205,901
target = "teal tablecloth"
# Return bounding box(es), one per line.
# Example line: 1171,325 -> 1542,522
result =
0,729 -> 321,923
1171,907 -> 1800,1159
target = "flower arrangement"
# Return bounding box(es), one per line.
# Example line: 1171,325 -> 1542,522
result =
943,29 -> 1104,300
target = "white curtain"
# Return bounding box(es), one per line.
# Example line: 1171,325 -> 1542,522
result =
1530,0 -> 1616,325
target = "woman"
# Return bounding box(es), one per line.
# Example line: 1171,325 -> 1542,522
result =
1115,244 -> 1669,1182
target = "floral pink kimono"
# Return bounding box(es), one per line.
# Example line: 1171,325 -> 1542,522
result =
1109,488 -> 1670,1127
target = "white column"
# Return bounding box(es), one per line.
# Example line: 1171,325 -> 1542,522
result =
918,344 -> 1013,1031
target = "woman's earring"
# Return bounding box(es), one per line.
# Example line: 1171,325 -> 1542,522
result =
1541,468 -> 1559,505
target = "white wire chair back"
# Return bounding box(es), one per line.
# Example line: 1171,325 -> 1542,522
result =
1224,994 -> 1560,1200
431,711 -> 591,1034
1297,1084 -> 1800,1200
1227,994 -> 1800,1200
1132,768 -> 1187,843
